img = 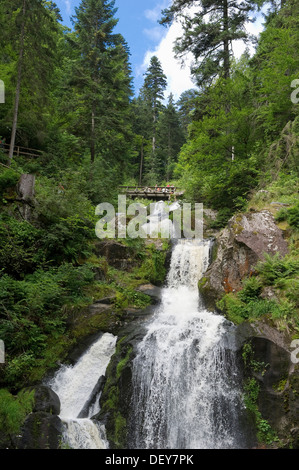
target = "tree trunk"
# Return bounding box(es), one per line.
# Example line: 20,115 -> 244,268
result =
223,0 -> 230,81
139,136 -> 144,186
8,0 -> 26,165
91,106 -> 96,164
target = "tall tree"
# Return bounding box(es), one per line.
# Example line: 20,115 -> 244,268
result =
160,0 -> 261,86
0,0 -> 59,164
73,0 -> 133,165
141,56 -> 167,183
156,94 -> 186,181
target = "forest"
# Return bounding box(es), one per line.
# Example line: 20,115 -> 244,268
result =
0,0 -> 298,450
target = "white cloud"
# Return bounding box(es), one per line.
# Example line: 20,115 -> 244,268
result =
65,0 -> 71,15
139,4 -> 266,101
139,6 -> 196,101
143,26 -> 165,42
144,1 -> 170,23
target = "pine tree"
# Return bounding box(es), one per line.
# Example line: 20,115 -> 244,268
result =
72,0 -> 133,165
156,94 -> 186,181
160,0 -> 261,86
0,0 -> 59,164
141,56 -> 167,183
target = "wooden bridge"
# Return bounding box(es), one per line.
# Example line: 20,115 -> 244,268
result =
0,142 -> 43,159
119,186 -> 185,200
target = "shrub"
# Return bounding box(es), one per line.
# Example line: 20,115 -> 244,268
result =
256,254 -> 299,285
0,169 -> 19,195
0,388 -> 34,435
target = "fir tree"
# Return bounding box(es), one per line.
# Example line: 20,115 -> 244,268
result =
141,56 -> 167,183
160,0 -> 262,86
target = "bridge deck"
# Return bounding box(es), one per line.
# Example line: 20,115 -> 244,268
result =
119,186 -> 184,200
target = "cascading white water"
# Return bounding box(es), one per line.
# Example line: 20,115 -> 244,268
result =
130,239 -> 249,449
48,332 -> 117,449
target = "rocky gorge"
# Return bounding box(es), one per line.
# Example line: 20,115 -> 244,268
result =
1,200 -> 298,450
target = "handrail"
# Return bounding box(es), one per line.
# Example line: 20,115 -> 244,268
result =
0,142 -> 43,158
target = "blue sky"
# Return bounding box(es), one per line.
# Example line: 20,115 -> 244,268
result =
55,0 -> 266,100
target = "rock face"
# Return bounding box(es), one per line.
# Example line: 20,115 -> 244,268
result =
30,385 -> 61,415
15,412 -> 63,449
94,240 -> 135,270
14,385 -> 63,449
236,321 -> 299,448
200,210 -> 289,304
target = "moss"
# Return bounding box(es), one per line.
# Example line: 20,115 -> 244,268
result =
114,413 -> 127,448
116,346 -> 133,379
0,388 -> 34,436
243,378 -> 278,446
99,337 -> 134,448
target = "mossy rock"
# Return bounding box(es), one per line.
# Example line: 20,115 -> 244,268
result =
96,335 -> 134,449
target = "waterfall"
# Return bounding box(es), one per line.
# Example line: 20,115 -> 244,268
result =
48,332 -> 117,449
130,239 -> 250,449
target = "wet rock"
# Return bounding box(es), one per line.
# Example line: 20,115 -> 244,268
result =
200,210 -> 288,304
15,412 -> 63,449
94,240 -> 135,270
236,321 -> 299,447
78,375 -> 106,419
28,385 -> 61,415
135,283 -> 161,304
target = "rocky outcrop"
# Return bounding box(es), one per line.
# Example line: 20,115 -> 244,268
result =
199,210 -> 289,305
15,412 -> 63,449
94,240 -> 135,270
236,321 -> 299,448
14,385 -> 63,449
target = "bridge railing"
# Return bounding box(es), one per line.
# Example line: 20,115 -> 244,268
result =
0,142 -> 43,158
119,186 -> 182,193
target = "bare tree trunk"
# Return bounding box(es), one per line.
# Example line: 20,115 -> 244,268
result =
223,0 -> 230,82
139,136 -> 144,186
8,0 -> 26,166
91,106 -> 96,164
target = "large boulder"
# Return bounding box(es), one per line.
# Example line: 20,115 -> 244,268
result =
199,210 -> 289,304
236,321 -> 299,448
94,240 -> 135,270
27,385 -> 61,415
15,412 -> 63,449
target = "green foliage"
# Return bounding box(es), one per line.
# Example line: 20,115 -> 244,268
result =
0,169 -> 19,196
243,378 -> 278,445
209,208 -> 233,229
0,263 -> 95,387
137,245 -> 167,285
256,254 -> 299,285
287,203 -> 299,229
0,388 -> 34,435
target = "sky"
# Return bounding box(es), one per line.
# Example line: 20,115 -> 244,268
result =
55,0 -> 267,101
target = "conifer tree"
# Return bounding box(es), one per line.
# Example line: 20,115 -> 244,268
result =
0,0 -> 59,163
73,0 -> 133,164
156,94 -> 186,181
160,0 -> 261,86
141,56 -> 167,183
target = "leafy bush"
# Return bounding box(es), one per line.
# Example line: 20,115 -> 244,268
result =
0,168 -> 19,195
209,207 -> 233,229
287,203 -> 299,229
0,216 -> 46,277
0,263 -> 95,386
256,254 -> 299,285
0,388 -> 34,435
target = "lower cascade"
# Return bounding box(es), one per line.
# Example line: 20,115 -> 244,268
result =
129,239 -> 251,449
48,332 -> 117,449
